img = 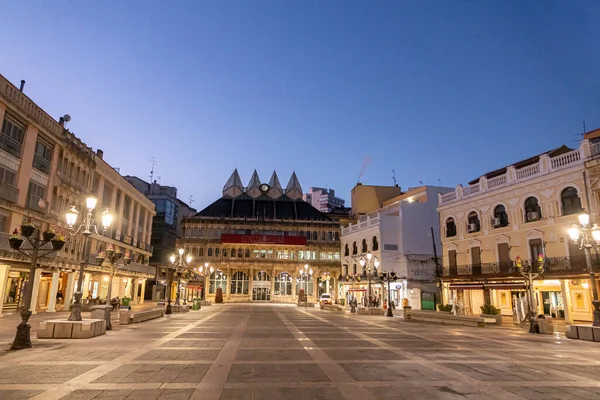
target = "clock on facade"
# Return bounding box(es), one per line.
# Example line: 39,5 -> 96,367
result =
260,184 -> 270,193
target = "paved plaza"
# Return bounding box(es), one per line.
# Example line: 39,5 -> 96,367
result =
0,305 -> 600,399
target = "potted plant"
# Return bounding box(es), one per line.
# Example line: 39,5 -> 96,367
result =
438,304 -> 453,313
9,229 -> 23,250
105,243 -> 115,258
121,296 -> 131,307
215,287 -> 223,303
96,251 -> 106,266
123,251 -> 131,265
480,304 -> 502,325
51,233 -> 66,251
20,219 -> 36,238
43,225 -> 56,242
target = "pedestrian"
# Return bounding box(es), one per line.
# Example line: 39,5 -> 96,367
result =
56,289 -> 63,305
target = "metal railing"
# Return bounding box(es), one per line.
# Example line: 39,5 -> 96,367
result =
27,195 -> 47,214
0,134 -> 22,158
444,257 -> 593,279
32,154 -> 51,174
0,183 -> 19,203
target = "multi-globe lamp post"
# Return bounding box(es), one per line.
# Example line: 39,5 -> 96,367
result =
167,248 -> 192,313
359,252 -> 379,307
568,211 -> 600,326
300,264 -> 313,305
379,271 -> 397,317
65,197 -> 113,321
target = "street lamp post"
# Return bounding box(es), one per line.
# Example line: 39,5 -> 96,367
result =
301,264 -> 313,306
168,248 -> 192,313
95,246 -> 131,330
359,252 -> 379,307
66,197 -> 113,322
9,222 -> 66,350
568,212 -> 600,326
379,271 -> 397,317
515,255 -> 544,333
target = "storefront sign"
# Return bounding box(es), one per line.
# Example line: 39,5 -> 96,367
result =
221,234 -> 307,246
139,242 -> 146,250
123,235 -> 132,245
253,281 -> 271,289
8,271 -> 20,278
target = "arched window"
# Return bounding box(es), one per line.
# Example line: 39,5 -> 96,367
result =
321,231 -> 326,241
561,187 -> 582,216
245,249 -> 250,258
222,248 -> 228,258
344,244 -> 349,256
295,274 -> 314,297
467,212 -> 480,233
493,205 -> 509,227
372,236 -> 379,251
352,242 -> 358,255
274,272 -> 292,295
446,218 -> 457,237
209,270 -> 227,294
199,248 -> 204,257
238,248 -> 243,258
207,247 -> 213,257
215,248 -> 220,258
312,231 -> 318,241
230,271 -> 249,294
230,248 -> 236,258
361,239 -> 368,253
525,197 -> 542,221
254,270 -> 270,281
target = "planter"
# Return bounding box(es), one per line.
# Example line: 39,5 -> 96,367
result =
95,257 -> 105,266
21,225 -> 35,238
9,238 -> 23,250
51,239 -> 66,251
121,298 -> 131,307
43,231 -> 56,242
480,314 -> 503,325
105,249 -> 115,258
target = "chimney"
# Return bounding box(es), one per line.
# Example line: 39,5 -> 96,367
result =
96,149 -> 103,159
58,117 -> 64,127
19,80 -> 25,92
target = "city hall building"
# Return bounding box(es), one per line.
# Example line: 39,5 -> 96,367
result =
181,169 -> 341,303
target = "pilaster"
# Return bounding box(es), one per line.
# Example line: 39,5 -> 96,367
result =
140,278 -> 146,304
0,265 -> 10,316
16,124 -> 39,207
46,270 -> 60,312
29,269 -> 42,314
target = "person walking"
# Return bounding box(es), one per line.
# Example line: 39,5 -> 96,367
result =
56,289 -> 63,305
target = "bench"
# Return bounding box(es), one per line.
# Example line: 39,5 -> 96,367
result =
357,307 -> 384,315
407,310 -> 485,327
119,308 -> 164,325
566,324 -> 600,341
320,304 -> 343,312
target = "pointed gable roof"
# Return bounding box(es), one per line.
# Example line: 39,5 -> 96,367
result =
222,169 -> 244,198
267,170 -> 283,199
285,171 -> 303,200
246,169 -> 262,198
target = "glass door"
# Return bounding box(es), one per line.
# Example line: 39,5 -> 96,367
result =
252,287 -> 271,301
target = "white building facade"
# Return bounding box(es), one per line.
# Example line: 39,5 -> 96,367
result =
340,186 -> 453,310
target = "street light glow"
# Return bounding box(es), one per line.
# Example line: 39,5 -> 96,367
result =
578,212 -> 590,227
86,197 -> 97,210
169,254 -> 176,263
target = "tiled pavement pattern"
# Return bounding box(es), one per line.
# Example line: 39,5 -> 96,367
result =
0,305 -> 600,399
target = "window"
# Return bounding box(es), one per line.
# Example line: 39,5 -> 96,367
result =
33,140 -> 52,174
0,165 -> 17,187
344,244 -> 349,256
230,248 -> 235,258
0,208 -> 9,232
230,271 -> 249,294
296,274 -> 314,296
208,247 -> 213,257
238,248 -> 243,258
352,242 -> 357,255
361,239 -> 367,253
525,197 -> 541,221
209,270 -> 227,294
254,270 -> 270,281
27,181 -> 46,213
275,272 -> 292,295
215,248 -> 220,258
245,249 -> 250,258
223,248 -> 228,258
199,248 -> 204,257
0,116 -> 25,158
343,264 -> 349,276
446,218 -> 457,237
467,212 -> 480,232
561,187 -> 582,216
493,205 -> 509,227
372,236 -> 379,251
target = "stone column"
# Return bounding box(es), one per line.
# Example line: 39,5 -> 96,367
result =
16,125 -> 39,207
325,278 -> 330,294
0,265 -> 10,316
132,279 -> 139,304
292,272 -> 297,298
249,268 -> 254,301
46,270 -> 61,312
561,279 -> 572,323
63,272 -> 75,311
132,203 -> 140,241
270,269 -> 275,302
29,269 -> 42,314
82,273 -> 92,298
140,279 -> 147,304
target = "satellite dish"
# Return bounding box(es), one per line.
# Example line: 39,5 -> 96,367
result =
63,114 -> 71,122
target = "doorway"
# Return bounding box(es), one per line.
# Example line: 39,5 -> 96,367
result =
252,287 -> 271,301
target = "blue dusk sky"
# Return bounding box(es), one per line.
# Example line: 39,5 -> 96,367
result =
1,1 -> 599,210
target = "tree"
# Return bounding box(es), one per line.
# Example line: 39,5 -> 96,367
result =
215,287 -> 223,303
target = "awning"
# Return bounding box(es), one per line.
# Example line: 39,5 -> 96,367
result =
449,284 -> 484,290
449,283 -> 526,290
348,288 -> 367,292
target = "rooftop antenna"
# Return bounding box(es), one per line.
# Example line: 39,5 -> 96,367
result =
149,157 -> 158,182
392,169 -> 397,186
438,178 -> 441,187
188,195 -> 195,206
573,121 -> 586,142
157,176 -> 161,185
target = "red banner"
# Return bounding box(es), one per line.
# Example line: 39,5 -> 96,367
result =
220,234 -> 307,246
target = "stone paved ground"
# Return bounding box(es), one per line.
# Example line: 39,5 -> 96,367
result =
0,304 -> 600,399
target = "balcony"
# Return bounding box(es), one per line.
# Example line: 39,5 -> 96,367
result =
0,183 -> 19,203
32,154 -> 51,174
444,256 -> 594,280
0,134 -> 22,158
439,148 -> 583,206
342,213 -> 380,235
27,195 -> 47,214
